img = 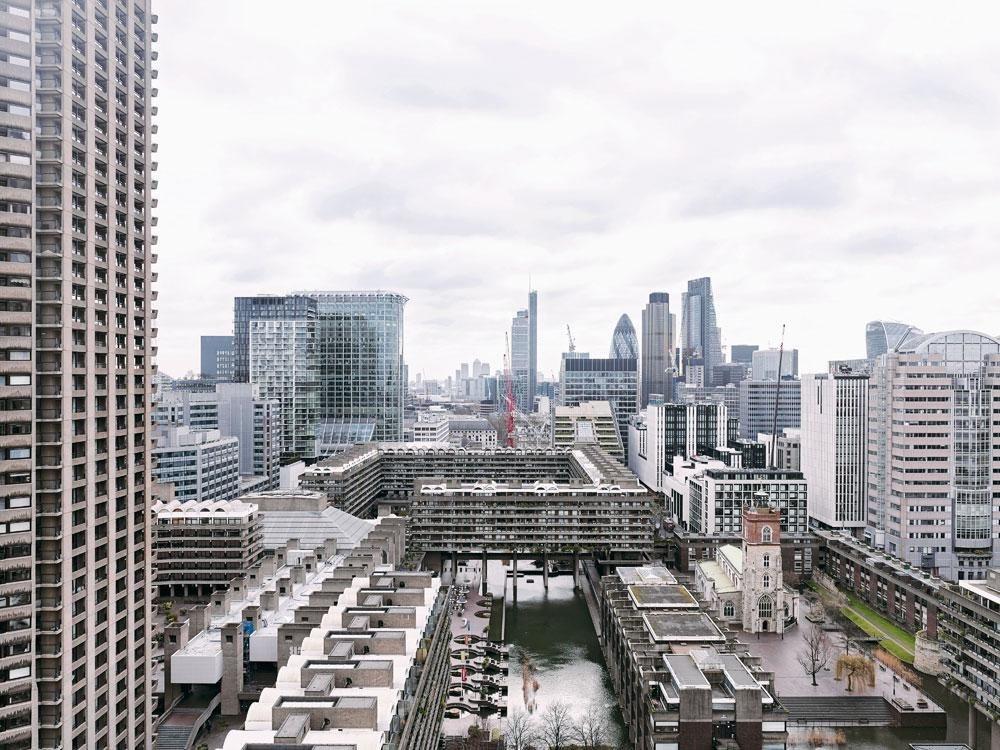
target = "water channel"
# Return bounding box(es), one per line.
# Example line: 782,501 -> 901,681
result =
449,557 -> 971,749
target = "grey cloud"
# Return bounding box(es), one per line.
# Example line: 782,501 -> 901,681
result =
682,168 -> 849,217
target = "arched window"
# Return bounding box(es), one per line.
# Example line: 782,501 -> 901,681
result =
758,595 -> 773,620
762,574 -> 771,590
761,526 -> 773,543
763,553 -> 771,568
723,601 -> 735,618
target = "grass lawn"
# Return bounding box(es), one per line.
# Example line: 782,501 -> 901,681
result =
806,581 -> 916,662
842,593 -> 916,663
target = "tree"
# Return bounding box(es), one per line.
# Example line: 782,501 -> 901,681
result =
574,700 -> 611,749
504,709 -> 537,750
796,623 -> 833,687
539,701 -> 573,750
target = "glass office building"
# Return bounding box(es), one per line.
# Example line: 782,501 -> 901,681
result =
309,291 -> 407,442
559,355 -> 639,453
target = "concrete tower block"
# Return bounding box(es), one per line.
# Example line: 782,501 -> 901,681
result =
220,622 -> 244,715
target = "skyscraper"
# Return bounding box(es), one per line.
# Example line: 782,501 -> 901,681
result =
511,307 -> 530,412
865,320 -> 922,361
200,334 -> 233,379
610,313 -> 639,359
867,330 -> 1000,581
4,3 -> 158,746
640,292 -> 675,406
309,291 -> 407,442
681,277 -> 723,384
528,289 -> 537,412
234,295 -> 316,383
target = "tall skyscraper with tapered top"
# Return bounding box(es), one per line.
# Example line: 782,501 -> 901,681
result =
0,2 -> 158,747
681,277 -> 723,385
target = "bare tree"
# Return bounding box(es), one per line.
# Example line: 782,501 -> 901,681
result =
796,623 -> 833,687
539,701 -> 573,750
574,700 -> 610,749
504,709 -> 537,750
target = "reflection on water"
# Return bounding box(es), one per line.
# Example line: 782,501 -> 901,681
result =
483,559 -> 624,745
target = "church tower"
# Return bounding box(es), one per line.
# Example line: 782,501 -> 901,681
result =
741,491 -> 786,634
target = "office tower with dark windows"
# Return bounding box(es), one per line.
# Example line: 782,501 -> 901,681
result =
559,354 -> 638,452
199,334 -> 232,379
609,313 -> 638,359
640,292 -> 675,406
681,276 -> 723,384
0,1 -> 159,747
865,319 -> 922,361
308,290 -> 407,443
730,344 -> 758,365
867,330 -> 1000,581
800,370 -> 868,532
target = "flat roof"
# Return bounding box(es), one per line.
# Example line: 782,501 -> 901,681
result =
663,654 -> 711,688
628,584 -> 698,609
616,565 -> 677,586
644,611 -> 726,643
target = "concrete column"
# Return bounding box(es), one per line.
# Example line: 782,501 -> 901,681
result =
991,716 -> 1000,750
968,703 -> 980,750
162,620 -> 190,709
481,549 -> 488,596
542,551 -> 549,590
512,551 -> 518,594
260,556 -> 276,578
186,604 -> 208,637
573,551 -> 580,589
220,622 -> 244,715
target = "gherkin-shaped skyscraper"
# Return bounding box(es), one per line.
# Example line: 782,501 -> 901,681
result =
610,314 -> 640,359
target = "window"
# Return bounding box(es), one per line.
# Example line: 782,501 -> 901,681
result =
763,553 -> 770,568
758,595 -> 773,620
723,601 -> 735,618
762,574 -> 771,589
761,526 -> 773,543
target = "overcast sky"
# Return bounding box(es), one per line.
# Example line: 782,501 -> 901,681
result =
154,1 -> 1000,380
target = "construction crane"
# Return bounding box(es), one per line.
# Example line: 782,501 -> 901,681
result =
566,325 -> 576,353
502,333 -> 516,447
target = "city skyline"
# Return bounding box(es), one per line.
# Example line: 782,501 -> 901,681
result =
154,2 -> 1000,380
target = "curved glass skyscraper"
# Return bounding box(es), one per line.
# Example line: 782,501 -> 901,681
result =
610,314 -> 639,359
865,320 -> 922,360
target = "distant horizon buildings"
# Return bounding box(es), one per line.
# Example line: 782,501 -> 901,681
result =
641,292 -> 676,407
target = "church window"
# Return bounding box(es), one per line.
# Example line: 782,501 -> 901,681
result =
723,601 -> 735,617
761,526 -> 773,543
758,595 -> 773,620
